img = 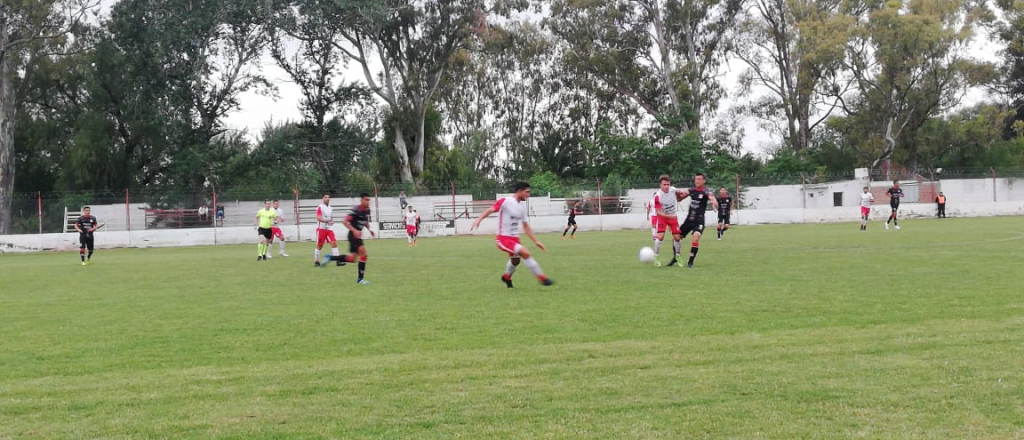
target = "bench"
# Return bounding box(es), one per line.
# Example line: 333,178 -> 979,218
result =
432,200 -> 495,221
567,196 -> 634,215
144,208 -> 214,229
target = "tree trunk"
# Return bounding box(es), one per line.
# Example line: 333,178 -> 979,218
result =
392,124 -> 414,183
413,108 -> 426,178
0,27 -> 17,235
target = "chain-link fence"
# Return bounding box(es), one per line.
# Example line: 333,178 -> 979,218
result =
9,168 -> 1024,235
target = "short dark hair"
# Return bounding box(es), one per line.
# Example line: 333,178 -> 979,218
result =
272,199 -> 279,203
863,186 -> 869,190
893,180 -> 899,184
359,192 -> 371,199
695,173 -> 706,179
323,193 -> 331,197
659,174 -> 671,183
511,181 -> 530,192
83,206 -> 91,210
264,200 -> 271,203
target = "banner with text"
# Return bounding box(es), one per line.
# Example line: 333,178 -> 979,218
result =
377,220 -> 456,239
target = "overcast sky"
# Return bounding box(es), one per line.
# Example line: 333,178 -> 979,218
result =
224,40 -> 1001,159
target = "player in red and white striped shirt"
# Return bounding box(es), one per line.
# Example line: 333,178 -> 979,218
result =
470,181 -> 554,288
313,193 -> 343,267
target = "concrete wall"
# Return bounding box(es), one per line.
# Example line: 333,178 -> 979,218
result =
5,199 -> 1024,253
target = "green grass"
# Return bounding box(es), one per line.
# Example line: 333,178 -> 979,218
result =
2,217 -> 1024,439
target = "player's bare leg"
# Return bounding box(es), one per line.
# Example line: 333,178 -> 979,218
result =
265,236 -> 273,259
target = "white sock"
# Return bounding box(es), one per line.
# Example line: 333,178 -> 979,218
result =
654,239 -> 663,255
332,247 -> 340,257
522,257 -> 544,277
673,240 -> 682,256
314,249 -> 320,263
279,240 -> 286,252
505,260 -> 518,276
408,235 -> 412,244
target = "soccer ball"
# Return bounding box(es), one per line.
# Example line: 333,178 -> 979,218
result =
638,246 -> 655,263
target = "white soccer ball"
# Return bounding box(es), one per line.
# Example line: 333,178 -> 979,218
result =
638,246 -> 655,263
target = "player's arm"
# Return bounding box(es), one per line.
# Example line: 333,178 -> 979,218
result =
88,218 -> 99,233
74,218 -> 84,234
470,206 -> 497,230
316,208 -> 332,225
709,194 -> 719,213
522,221 -> 546,252
342,215 -> 357,235
253,213 -> 260,228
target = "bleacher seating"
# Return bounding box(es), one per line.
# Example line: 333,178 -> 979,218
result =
144,208 -> 214,229
432,200 -> 495,220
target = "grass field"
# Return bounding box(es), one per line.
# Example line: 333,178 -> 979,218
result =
2,217 -> 1023,439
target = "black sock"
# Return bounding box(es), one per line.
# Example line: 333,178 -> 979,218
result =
88,250 -> 93,259
688,247 -> 699,265
562,229 -> 567,237
358,261 -> 366,279
80,249 -> 85,262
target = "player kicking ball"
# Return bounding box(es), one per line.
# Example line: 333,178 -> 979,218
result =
470,181 -> 554,288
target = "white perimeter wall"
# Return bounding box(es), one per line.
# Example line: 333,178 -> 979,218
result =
7,178 -> 1023,253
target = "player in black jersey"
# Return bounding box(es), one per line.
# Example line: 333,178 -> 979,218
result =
715,187 -> 732,240
885,180 -> 903,230
562,201 -> 582,239
74,207 -> 100,265
675,173 -> 719,268
338,193 -> 377,284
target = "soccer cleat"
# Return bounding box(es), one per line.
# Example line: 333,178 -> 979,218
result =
86,260 -> 92,265
653,260 -> 662,267
280,253 -> 289,257
717,237 -> 721,241
257,256 -> 263,261
570,236 -> 575,239
561,236 -> 566,240
687,263 -> 693,269
81,262 -> 87,266
357,279 -> 371,285
323,255 -> 332,264
266,254 -> 272,259
501,275 -> 514,288
336,259 -> 346,266
541,278 -> 554,286
314,261 -> 321,267
895,225 -> 901,230
885,223 -> 889,230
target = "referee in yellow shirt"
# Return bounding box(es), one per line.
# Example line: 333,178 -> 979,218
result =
255,200 -> 278,261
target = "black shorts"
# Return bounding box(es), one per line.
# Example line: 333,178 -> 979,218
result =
348,232 -> 365,253
567,218 -> 577,226
717,214 -> 730,224
79,233 -> 94,249
680,220 -> 705,237
890,202 -> 900,210
257,227 -> 273,239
